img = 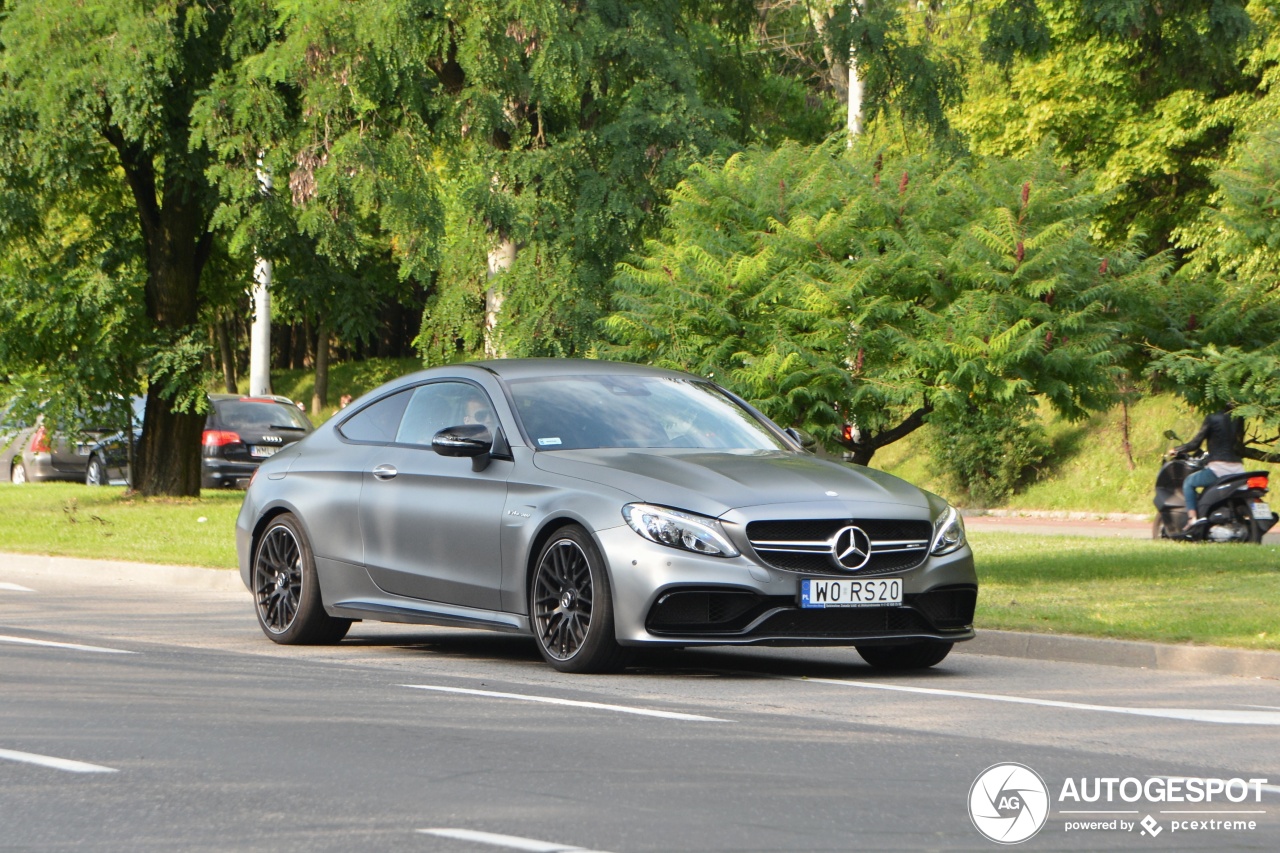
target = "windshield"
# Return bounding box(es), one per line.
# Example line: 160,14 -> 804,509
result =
507,375 -> 787,451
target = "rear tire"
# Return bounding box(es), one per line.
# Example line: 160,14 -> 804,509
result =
857,641 -> 953,670
10,459 -> 26,484
251,513 -> 351,644
530,526 -> 629,673
1151,516 -> 1165,540
1238,500 -> 1263,544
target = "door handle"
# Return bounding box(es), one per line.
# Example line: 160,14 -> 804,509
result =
372,463 -> 398,481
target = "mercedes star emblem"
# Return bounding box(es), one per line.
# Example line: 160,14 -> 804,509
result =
831,525 -> 872,570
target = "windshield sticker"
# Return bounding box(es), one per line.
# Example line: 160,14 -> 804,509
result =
537,437 -> 562,446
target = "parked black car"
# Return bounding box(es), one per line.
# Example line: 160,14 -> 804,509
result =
86,394 -> 313,489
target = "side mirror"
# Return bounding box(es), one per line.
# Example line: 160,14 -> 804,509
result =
432,423 -> 492,457
784,427 -> 817,450
1163,429 -> 1181,442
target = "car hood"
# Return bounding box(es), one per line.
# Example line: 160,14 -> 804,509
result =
531,448 -> 931,519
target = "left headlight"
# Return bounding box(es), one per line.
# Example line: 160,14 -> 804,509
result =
930,505 -> 967,555
622,503 -> 740,558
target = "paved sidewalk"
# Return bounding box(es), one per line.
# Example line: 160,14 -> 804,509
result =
964,510 -> 1280,544
4,551 -> 1277,679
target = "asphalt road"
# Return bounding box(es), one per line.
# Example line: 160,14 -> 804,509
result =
2,561 -> 1279,852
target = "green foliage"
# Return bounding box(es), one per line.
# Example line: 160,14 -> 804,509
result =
927,400 -> 1049,505
606,139 -> 1166,462
958,0 -> 1264,252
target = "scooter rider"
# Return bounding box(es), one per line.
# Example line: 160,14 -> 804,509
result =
1172,405 -> 1246,529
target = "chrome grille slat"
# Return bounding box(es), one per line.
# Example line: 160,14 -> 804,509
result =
745,518 -> 933,576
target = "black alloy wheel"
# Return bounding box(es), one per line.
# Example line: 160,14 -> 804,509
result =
530,526 -> 628,673
857,641 -> 954,670
85,455 -> 106,487
251,513 -> 351,644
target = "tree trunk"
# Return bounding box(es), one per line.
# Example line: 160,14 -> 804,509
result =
132,201 -> 209,497
312,314 -> 330,416
848,2 -> 865,139
216,317 -> 237,393
1120,398 -> 1136,470
841,404 -> 933,467
807,3 -> 849,105
485,238 -> 516,357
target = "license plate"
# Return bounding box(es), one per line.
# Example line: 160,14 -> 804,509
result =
75,445 -> 91,456
801,577 -> 902,608
249,445 -> 278,458
1253,501 -> 1272,520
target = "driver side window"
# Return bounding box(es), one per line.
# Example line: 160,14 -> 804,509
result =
394,382 -> 497,447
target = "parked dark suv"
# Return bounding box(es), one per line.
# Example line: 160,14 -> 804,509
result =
202,394 -> 313,489
85,394 -> 313,489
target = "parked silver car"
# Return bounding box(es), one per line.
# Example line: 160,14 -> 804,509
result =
0,402 -> 116,484
236,359 -> 977,672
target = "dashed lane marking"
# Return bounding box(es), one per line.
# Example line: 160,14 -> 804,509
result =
0,583 -> 34,592
0,634 -> 135,654
400,684 -> 732,722
790,676 -> 1280,726
417,828 -> 611,852
0,748 -> 118,773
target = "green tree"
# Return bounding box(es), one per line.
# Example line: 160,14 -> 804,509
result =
605,140 -> 1166,464
0,0 -> 246,495
957,0 -> 1265,254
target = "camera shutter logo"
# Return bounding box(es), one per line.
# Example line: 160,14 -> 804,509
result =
969,763 -> 1050,844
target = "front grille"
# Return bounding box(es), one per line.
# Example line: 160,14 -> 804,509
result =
746,518 -> 933,576
752,606 -> 933,637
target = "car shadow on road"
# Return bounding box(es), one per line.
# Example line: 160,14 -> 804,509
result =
337,628 -> 965,681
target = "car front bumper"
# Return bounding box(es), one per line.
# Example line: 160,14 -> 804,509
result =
596,525 -> 977,647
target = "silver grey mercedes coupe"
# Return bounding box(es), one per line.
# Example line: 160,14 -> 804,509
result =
236,359 -> 977,672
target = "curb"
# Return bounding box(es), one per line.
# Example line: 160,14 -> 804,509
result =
0,552 -> 245,593
961,508 -> 1152,522
959,629 -> 1280,680
4,552 -> 1278,679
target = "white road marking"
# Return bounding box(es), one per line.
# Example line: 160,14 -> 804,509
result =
400,684 -> 732,722
793,677 -> 1280,726
0,748 -> 118,773
0,582 -> 34,592
0,635 -> 135,655
417,828 -> 610,852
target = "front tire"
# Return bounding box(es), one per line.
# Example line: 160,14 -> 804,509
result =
530,526 -> 629,673
85,455 -> 106,486
857,641 -> 953,670
252,513 -> 351,644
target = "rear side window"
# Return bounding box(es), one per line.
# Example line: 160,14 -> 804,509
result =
338,390 -> 412,443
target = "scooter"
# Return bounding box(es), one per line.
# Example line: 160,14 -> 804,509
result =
1153,430 -> 1277,542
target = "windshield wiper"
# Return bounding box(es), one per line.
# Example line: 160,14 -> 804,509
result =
266,424 -> 308,431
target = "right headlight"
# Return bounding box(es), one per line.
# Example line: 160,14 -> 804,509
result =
930,505 -> 967,555
621,503 -> 740,558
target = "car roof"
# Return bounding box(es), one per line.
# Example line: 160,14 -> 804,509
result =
208,393 -> 298,405
439,358 -> 698,383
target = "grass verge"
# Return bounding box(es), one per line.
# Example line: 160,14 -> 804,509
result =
1,487 -> 1277,651
0,483 -> 242,569
972,531 -> 1280,651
